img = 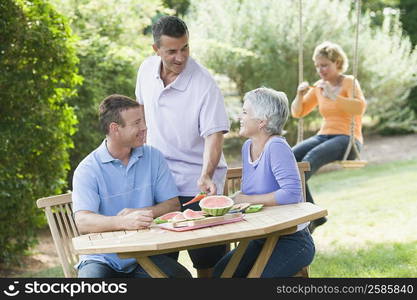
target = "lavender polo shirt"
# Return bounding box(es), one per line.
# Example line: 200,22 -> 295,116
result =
135,56 -> 230,196
241,137 -> 308,231
72,140 -> 179,272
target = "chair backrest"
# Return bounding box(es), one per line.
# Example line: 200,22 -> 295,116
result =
36,192 -> 79,278
223,162 -> 310,202
296,161 -> 310,202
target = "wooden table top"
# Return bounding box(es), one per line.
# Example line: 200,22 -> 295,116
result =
72,202 -> 327,255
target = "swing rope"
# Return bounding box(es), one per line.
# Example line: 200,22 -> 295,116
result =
296,0 -> 366,166
296,0 -> 304,144
342,0 -> 361,161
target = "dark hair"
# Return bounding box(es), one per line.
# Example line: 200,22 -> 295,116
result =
152,15 -> 188,47
99,94 -> 140,134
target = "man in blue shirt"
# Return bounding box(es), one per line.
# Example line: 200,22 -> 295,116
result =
72,94 -> 191,278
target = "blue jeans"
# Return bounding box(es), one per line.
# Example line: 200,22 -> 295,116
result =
77,254 -> 192,278
173,196 -> 227,269
212,228 -> 315,278
292,134 -> 362,204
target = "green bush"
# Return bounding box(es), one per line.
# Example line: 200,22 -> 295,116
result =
0,0 -> 80,264
187,0 -> 417,141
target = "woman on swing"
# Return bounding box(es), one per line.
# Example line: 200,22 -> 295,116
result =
291,41 -> 367,233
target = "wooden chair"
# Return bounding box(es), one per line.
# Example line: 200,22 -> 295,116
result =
224,161 -> 310,202
36,192 -> 79,278
223,161 -> 311,277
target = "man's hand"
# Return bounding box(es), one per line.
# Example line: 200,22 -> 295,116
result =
119,209 -> 153,230
197,174 -> 217,196
117,207 -> 147,216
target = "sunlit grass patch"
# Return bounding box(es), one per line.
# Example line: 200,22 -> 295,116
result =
309,158 -> 417,277
311,241 -> 417,277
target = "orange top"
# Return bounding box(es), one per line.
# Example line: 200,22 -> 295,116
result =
293,75 -> 367,144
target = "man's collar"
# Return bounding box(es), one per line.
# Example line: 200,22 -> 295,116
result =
97,139 -> 144,163
171,57 -> 194,91
155,57 -> 194,91
97,140 -> 114,163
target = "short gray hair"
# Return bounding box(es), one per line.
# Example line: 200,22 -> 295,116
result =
244,87 -> 289,135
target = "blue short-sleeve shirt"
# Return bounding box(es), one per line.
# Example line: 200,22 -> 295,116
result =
72,140 -> 179,272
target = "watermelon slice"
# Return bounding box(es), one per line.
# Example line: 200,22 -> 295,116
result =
199,196 -> 234,216
154,211 -> 182,224
183,209 -> 206,220
171,212 -> 186,222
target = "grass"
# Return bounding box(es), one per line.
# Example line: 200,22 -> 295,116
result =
20,159 -> 417,277
312,241 -> 417,277
24,266 -> 64,278
308,158 -> 417,277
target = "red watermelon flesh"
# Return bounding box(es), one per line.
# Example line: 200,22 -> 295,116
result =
200,196 -> 233,208
159,211 -> 182,221
183,209 -> 206,220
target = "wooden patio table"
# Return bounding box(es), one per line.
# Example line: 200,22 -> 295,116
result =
72,202 -> 327,278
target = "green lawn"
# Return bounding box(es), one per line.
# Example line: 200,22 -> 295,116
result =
309,158 -> 417,277
22,159 -> 417,277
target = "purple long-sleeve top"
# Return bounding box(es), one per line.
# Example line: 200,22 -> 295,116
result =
241,136 -> 302,205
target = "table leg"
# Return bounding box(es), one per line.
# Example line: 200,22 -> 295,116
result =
247,234 -> 279,278
135,256 -> 168,278
220,239 -> 250,278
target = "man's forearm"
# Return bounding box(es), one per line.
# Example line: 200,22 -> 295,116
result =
75,212 -> 123,234
201,132 -> 224,178
146,197 -> 180,217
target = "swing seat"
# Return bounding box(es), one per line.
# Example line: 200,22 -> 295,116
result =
334,159 -> 367,169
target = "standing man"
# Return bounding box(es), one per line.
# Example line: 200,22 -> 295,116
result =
72,94 -> 191,278
135,16 -> 230,278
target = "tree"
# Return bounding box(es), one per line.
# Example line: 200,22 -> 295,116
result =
0,0 -> 80,263
162,0 -> 190,16
399,0 -> 417,120
50,0 -> 169,188
361,0 -> 400,27
187,0 -> 417,141
399,0 -> 417,45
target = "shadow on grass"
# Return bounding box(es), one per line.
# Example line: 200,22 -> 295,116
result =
311,241 -> 417,278
21,266 -> 64,278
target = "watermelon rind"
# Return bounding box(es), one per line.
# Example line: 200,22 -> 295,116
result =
199,196 -> 234,216
245,204 -> 264,213
154,217 -> 168,224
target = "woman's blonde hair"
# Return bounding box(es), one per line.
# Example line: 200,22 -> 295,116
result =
313,41 -> 349,73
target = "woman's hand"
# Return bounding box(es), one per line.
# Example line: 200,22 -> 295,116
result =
297,81 -> 310,95
318,81 -> 337,100
233,192 -> 248,203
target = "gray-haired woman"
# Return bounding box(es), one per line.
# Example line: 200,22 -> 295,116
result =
213,87 -> 315,277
